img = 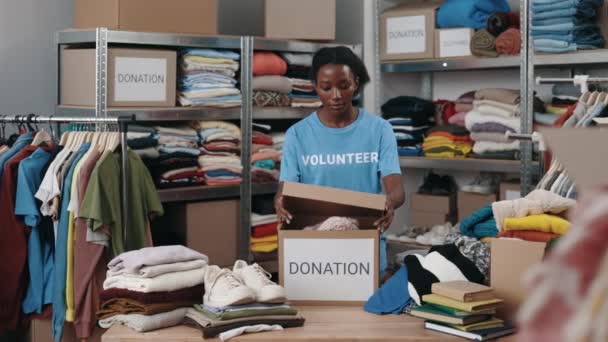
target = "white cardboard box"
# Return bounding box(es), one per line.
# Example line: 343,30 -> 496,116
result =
435,28 -> 474,58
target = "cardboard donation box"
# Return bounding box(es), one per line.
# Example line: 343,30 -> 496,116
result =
457,192 -> 497,221
380,1 -> 441,61
61,48 -> 176,108
410,193 -> 456,227
278,182 -> 382,304
435,28 -> 474,58
264,0 -> 336,40
490,239 -> 545,321
74,0 -> 218,35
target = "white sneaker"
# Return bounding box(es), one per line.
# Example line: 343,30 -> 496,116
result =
233,260 -> 286,303
203,265 -> 256,307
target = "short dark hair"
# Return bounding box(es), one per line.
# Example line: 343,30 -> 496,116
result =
311,46 -> 370,89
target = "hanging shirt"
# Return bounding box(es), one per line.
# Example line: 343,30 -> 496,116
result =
15,147 -> 55,315
280,109 -> 401,193
0,144 -> 39,333
0,132 -> 34,191
52,143 -> 90,342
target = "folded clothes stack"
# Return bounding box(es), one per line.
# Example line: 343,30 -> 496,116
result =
422,125 -> 473,158
466,89 -> 522,160
252,123 -> 281,184
178,49 -> 241,107
531,0 -> 604,53
128,125 -> 160,159
437,0 -> 511,30
382,96 -> 436,157
251,212 -> 279,254
450,91 -> 476,127
281,52 -> 321,108
192,120 -> 242,186
185,262 -> 303,339
142,126 -> 202,188
98,246 -> 208,333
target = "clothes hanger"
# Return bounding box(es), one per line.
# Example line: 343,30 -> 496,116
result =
594,92 -> 607,106
31,116 -> 52,146
586,91 -> 599,106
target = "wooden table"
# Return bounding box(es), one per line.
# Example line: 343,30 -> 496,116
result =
102,306 -> 517,341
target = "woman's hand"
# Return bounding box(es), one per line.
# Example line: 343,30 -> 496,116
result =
374,200 -> 395,233
274,194 -> 293,227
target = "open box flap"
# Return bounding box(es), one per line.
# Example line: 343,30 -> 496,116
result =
542,127 -> 608,191
282,182 -> 385,230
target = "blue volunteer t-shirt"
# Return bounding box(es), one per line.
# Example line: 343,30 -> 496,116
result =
280,108 -> 401,194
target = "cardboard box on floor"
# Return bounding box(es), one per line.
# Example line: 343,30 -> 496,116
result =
457,191 -> 497,221
29,319 -> 104,342
490,239 -> 546,322
60,48 -> 176,108
380,1 -> 442,61
410,193 -> 456,227
278,182 -> 382,304
74,0 -> 218,35
264,0 -> 336,40
499,181 -> 521,201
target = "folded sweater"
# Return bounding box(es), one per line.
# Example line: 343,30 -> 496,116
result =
472,141 -> 520,154
103,267 -> 206,293
465,111 -> 521,133
98,308 -> 187,332
503,214 -> 570,235
108,245 -> 208,274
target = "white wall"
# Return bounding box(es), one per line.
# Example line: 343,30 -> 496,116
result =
0,0 -> 73,115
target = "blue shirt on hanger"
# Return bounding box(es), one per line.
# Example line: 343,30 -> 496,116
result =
0,132 -> 34,186
15,147 -> 55,314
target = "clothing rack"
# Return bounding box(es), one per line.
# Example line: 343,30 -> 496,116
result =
536,75 -> 608,94
0,114 -> 136,246
506,132 -> 546,176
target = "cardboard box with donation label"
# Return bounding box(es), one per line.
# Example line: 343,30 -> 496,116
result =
278,182 -> 382,304
380,1 -> 442,61
60,48 -> 176,108
74,0 -> 218,35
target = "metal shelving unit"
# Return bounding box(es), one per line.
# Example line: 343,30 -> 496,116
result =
399,156 -> 539,174
158,183 -> 278,203
253,107 -> 314,120
56,105 -> 243,121
381,56 -> 520,73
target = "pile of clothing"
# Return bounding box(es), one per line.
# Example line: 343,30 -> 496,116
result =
493,189 -> 575,242
382,96 -> 436,156
531,0 -> 605,53
252,52 -> 291,108
186,261 -> 304,339
449,91 -> 476,127
98,246 -> 208,333
422,125 -> 472,158
178,48 -> 241,107
471,13 -> 521,58
437,0 -> 511,30
466,88 -> 522,160
534,83 -> 588,128
281,52 -> 321,108
251,213 -> 279,255
129,125 -> 160,159
194,121 -> 242,186
252,123 -> 281,183
145,125 -> 203,188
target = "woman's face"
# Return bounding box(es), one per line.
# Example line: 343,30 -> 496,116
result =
314,64 -> 359,116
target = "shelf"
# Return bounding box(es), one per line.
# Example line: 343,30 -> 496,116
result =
400,156 -> 538,173
56,29 -> 242,49
56,105 -> 242,121
157,183 -> 277,203
253,107 -> 314,120
381,56 -> 520,73
533,49 -> 608,67
253,37 -> 359,54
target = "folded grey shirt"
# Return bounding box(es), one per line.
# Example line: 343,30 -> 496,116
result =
108,245 -> 209,274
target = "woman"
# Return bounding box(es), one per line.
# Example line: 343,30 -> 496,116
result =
275,46 -> 405,275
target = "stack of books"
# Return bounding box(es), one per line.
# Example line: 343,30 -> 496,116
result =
409,281 -> 516,341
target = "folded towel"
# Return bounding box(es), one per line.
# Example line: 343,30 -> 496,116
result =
473,99 -> 520,117
460,205 -> 498,238
98,308 -> 188,332
193,121 -> 241,135
103,267 -> 206,293
280,52 -> 313,67
181,48 -> 240,61
470,131 -> 511,143
492,189 -> 575,230
473,141 -> 520,154
503,214 -> 570,235
475,88 -> 520,104
107,259 -> 207,278
252,76 -> 292,93
465,110 -> 521,132
471,29 -> 499,57
437,0 -> 511,29
487,12 -> 520,37
496,28 -> 521,55
253,52 -> 287,76
108,245 -> 208,274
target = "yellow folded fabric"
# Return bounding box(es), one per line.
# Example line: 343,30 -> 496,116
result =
546,105 -> 568,115
449,318 -> 504,332
422,294 -> 504,313
424,136 -> 454,144
250,235 -> 278,244
503,214 -> 570,235
184,55 -> 239,66
251,242 -> 278,253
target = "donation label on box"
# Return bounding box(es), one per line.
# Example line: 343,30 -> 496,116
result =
438,28 -> 473,58
114,57 -> 168,102
280,231 -> 378,303
386,15 -> 426,55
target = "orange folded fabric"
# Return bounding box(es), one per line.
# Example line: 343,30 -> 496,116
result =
498,230 -> 560,243
253,52 -> 287,76
495,28 -> 521,56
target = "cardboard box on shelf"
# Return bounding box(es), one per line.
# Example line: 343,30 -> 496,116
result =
167,200 -> 240,268
74,0 -> 218,35
490,239 -> 546,321
411,193 -> 454,212
435,28 -> 474,58
410,210 -> 451,227
60,48 -> 176,108
457,191 -> 497,221
264,0 -> 336,40
499,181 -> 521,200
380,1 -> 442,61
278,182 -> 382,304
29,319 -> 104,342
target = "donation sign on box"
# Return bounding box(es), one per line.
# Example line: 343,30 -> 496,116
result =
279,230 -> 379,304
114,57 -> 168,102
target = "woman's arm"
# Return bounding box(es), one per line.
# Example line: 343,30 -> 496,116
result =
274,182 -> 293,226
374,174 -> 405,231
